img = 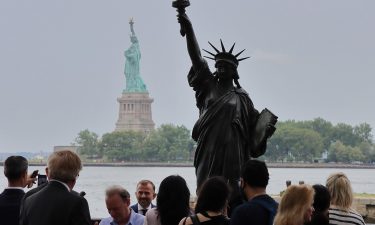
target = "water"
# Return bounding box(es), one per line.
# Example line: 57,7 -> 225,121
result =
1,166 -> 374,218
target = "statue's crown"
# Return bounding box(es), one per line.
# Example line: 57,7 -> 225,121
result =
203,40 -> 250,68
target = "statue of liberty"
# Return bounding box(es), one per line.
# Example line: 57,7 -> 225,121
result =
123,18 -> 147,93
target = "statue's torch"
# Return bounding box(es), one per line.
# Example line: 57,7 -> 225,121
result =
172,0 -> 190,37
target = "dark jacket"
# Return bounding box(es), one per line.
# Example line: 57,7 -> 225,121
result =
20,181 -> 91,225
230,194 -> 278,225
0,188 -> 25,225
130,203 -> 156,214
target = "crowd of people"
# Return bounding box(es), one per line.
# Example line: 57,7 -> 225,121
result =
0,150 -> 367,225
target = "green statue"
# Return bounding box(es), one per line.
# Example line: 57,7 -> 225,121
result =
123,18 -> 147,93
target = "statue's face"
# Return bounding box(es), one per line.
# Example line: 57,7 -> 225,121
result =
216,61 -> 235,80
130,35 -> 138,43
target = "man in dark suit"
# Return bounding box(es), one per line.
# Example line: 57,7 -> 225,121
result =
0,156 -> 35,225
20,150 -> 91,225
130,180 -> 156,215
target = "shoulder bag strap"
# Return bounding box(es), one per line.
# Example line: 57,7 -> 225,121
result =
190,214 -> 200,225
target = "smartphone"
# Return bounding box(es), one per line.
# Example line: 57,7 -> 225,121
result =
37,174 -> 48,186
91,219 -> 101,225
30,170 -> 39,178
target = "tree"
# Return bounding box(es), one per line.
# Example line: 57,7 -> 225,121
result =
287,128 -> 324,162
354,123 -> 373,144
305,118 -> 334,150
266,122 -> 324,162
143,124 -> 195,161
266,123 -> 291,161
330,123 -> 359,146
327,141 -> 365,163
358,141 -> 373,162
101,131 -> 146,161
75,129 -> 101,157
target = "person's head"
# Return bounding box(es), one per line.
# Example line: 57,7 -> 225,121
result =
135,179 -> 156,209
240,159 -> 269,199
305,184 -> 330,225
274,184 -> 315,225
4,156 -> 28,186
326,172 -> 353,210
195,176 -> 229,214
241,159 -> 269,187
157,175 -> 190,225
105,185 -> 131,223
312,184 -> 330,213
47,150 -> 82,186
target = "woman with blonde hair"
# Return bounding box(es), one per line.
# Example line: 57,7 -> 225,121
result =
326,172 -> 365,225
274,184 -> 315,225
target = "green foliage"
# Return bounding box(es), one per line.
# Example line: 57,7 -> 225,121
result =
74,124 -> 195,162
267,123 -> 324,162
75,129 -> 101,157
327,141 -> 364,163
354,123 -> 373,144
266,118 -> 374,163
75,119 -> 374,163
101,131 -> 146,161
143,124 -> 195,161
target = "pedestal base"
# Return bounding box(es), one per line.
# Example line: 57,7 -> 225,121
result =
115,92 -> 155,133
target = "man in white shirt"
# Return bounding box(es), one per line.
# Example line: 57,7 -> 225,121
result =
100,185 -> 144,225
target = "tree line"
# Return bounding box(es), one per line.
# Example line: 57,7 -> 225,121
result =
74,124 -> 195,162
265,118 -> 375,163
74,118 -> 375,163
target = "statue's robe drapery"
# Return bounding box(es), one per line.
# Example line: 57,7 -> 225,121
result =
124,40 -> 147,92
188,61 -> 266,191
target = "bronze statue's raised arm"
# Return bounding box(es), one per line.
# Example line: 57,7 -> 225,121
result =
177,13 -> 205,71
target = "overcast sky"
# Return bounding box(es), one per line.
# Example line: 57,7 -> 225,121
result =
1,0 -> 374,152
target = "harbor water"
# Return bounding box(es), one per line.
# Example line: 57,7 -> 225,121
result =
1,166 -> 374,218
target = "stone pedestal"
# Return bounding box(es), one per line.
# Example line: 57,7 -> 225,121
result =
115,92 -> 155,133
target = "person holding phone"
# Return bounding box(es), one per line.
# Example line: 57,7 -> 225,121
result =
20,150 -> 91,225
0,156 -> 36,225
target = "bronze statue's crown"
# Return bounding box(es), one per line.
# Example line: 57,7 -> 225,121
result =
203,40 -> 250,68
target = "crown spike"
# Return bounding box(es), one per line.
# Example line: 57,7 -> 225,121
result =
220,39 -> 226,53
229,43 -> 236,54
238,57 -> 250,62
208,41 -> 220,54
234,49 -> 246,58
203,49 -> 216,57
204,56 -> 216,61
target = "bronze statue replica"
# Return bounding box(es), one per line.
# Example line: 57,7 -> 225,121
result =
173,1 -> 278,210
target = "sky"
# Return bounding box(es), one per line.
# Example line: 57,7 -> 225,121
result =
1,0 -> 374,152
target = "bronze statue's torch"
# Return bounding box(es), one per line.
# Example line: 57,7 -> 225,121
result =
172,0 -> 190,36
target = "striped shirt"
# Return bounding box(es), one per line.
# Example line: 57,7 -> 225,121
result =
329,206 -> 365,225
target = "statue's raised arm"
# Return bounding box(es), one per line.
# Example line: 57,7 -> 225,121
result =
129,18 -> 135,36
173,0 -> 205,71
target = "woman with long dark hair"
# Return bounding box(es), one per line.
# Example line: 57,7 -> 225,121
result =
144,175 -> 191,225
179,177 -> 230,225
